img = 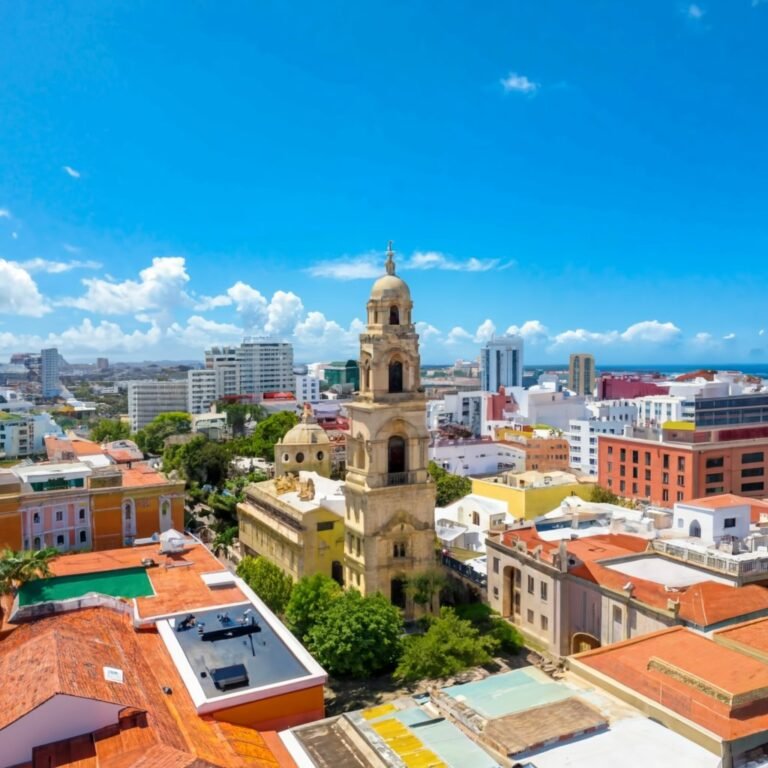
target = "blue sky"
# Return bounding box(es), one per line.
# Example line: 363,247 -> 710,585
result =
1,1 -> 767,365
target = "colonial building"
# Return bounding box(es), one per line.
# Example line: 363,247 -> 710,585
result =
274,404 -> 332,478
343,243 -> 436,615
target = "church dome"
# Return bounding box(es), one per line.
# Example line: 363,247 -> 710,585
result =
281,420 -> 330,446
369,241 -> 411,302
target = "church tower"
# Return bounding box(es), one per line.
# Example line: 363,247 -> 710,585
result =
343,242 -> 436,617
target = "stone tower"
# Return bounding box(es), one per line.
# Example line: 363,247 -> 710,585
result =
343,242 -> 436,616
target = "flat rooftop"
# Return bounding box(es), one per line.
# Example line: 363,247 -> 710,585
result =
47,540 -> 247,621
604,553 -> 732,587
171,603 -> 309,698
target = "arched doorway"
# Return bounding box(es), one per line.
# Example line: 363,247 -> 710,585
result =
388,436 -> 406,477
389,361 -> 403,393
331,560 -> 344,586
391,577 -> 407,610
689,519 -> 701,537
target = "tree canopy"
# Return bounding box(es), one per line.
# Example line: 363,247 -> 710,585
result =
394,607 -> 497,682
162,435 -> 231,487
428,462 -> 471,507
236,556 -> 294,615
284,573 -> 343,643
0,547 -> 58,595
590,485 -> 620,504
90,418 -> 131,443
135,412 -> 191,455
217,401 -> 267,437
308,590 -> 404,678
232,411 -> 299,460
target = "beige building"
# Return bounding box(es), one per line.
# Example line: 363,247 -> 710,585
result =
343,244 -> 437,616
237,471 -> 346,583
568,353 -> 595,397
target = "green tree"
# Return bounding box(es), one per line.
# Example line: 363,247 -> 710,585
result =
308,590 -> 404,678
285,573 -> 343,643
217,401 -> 268,437
428,462 -> 471,506
236,556 -> 293,615
135,412 -> 191,455
249,411 -> 299,461
0,547 -> 58,595
91,418 -> 131,443
455,602 -> 524,654
590,485 -> 620,504
407,568 -> 446,614
394,607 -> 498,682
163,435 -> 231,487
212,526 -> 238,555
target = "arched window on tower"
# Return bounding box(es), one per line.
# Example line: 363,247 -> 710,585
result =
388,436 -> 406,478
389,305 -> 400,325
389,360 -> 403,393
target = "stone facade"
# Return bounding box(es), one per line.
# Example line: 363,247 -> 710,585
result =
343,244 -> 436,616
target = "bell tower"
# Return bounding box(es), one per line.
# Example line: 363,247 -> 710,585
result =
343,242 -> 436,617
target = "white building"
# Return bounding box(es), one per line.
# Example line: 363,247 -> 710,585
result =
672,496 -> 751,544
127,380 -> 189,432
41,347 -> 60,398
0,388 -> 34,413
187,369 -> 218,415
634,394 -> 693,427
204,340 -> 294,397
0,413 -> 35,458
295,374 -> 321,404
204,346 -> 242,398
435,494 -> 510,553
429,437 -> 525,476
480,335 -> 523,391
508,382 -> 589,432
568,400 -> 638,476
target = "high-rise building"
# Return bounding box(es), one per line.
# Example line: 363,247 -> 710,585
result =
204,340 -> 294,398
127,380 -> 189,432
569,353 -> 595,396
343,243 -> 436,617
480,335 -> 523,392
187,369 -> 219,414
40,347 -> 60,398
96,357 -> 109,370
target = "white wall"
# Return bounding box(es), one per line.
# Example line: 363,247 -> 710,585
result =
673,501 -> 751,544
429,441 -> 525,476
0,694 -> 123,768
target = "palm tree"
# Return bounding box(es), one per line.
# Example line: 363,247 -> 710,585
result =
0,547 -> 58,596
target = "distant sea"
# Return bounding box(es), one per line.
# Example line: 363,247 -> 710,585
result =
531,363 -> 768,379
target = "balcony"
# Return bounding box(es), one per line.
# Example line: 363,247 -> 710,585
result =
386,471 -> 418,487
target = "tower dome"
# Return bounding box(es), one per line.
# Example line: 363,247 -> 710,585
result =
366,242 -> 413,327
275,403 -> 332,477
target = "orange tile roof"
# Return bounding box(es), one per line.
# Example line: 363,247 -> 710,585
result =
715,616 -> 768,659
45,434 -> 105,459
0,608 -> 291,767
576,626 -> 768,739
119,462 -> 173,487
49,541 -> 246,621
683,493 -> 755,510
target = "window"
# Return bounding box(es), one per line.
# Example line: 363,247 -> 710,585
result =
55,510 -> 63,522
527,575 -> 535,594
317,521 -> 335,531
161,502 -> 169,516
742,482 -> 766,493
527,609 -> 534,624
706,486 -> 725,495
743,467 -> 765,478
393,542 -> 406,558
608,446 -> 613,455
645,485 -> 651,497
472,511 -> 480,526
493,586 -> 499,599
33,536 -> 41,549
620,480 -> 626,493
677,457 -> 686,472
706,473 -> 724,483
632,467 -> 638,479
79,530 -> 87,543
724,517 -> 737,529
540,615 -> 549,632
632,483 -> 638,494
743,452 -> 765,464
706,457 -> 724,468
662,472 -> 669,484
540,582 -> 548,601
492,557 -> 500,574
389,305 -> 400,325
631,450 -> 638,464
620,448 -> 626,461
677,475 -> 685,486
356,537 -> 361,556
387,436 -> 406,475
644,452 -> 651,466
33,512 -> 40,524
56,534 -> 64,546
388,360 -> 403,393
620,465 -> 626,477
662,489 -> 669,502
645,469 -> 651,481
663,454 -> 670,469
676,491 -> 684,501
607,461 -> 613,473
124,504 -> 132,520
295,452 -> 305,464
78,508 -> 86,520
316,451 -> 324,461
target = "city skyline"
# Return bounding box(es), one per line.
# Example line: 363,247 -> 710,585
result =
2,2 -> 768,364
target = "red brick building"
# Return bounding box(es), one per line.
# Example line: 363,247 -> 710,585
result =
598,424 -> 768,507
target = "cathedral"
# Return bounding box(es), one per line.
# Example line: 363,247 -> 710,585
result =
343,242 -> 437,617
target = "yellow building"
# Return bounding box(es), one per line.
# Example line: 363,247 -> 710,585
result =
274,404 -> 332,478
0,461 -> 185,552
237,471 -> 346,583
472,469 -> 595,520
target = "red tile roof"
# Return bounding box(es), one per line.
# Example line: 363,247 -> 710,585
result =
684,493 -> 756,510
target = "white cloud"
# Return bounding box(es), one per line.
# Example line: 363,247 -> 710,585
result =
0,209 -> 10,219
723,332 -> 736,340
194,293 -> 233,311
167,315 -> 242,348
687,4 -> 704,19
506,320 -> 549,344
693,332 -> 714,345
551,328 -> 619,346
226,282 -> 268,330
500,72 -> 539,94
61,256 -> 192,323
307,254 -> 381,280
20,258 -> 102,274
265,290 -> 304,335
309,249 -> 513,280
0,259 -> 50,316
62,243 -> 81,254
11,232 -> 18,240
474,318 -> 496,343
760,329 -> 766,336
47,319 -> 162,353
446,326 -> 474,345
293,311 -> 363,355
415,322 -> 441,343
620,320 -> 681,344
63,165 -> 81,178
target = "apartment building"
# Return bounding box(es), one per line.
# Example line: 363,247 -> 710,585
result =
480,335 -> 524,391
568,400 -> 638,475
568,353 -> 595,396
40,347 -> 60,398
187,368 -> 218,414
204,339 -> 294,397
127,379 -> 189,431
